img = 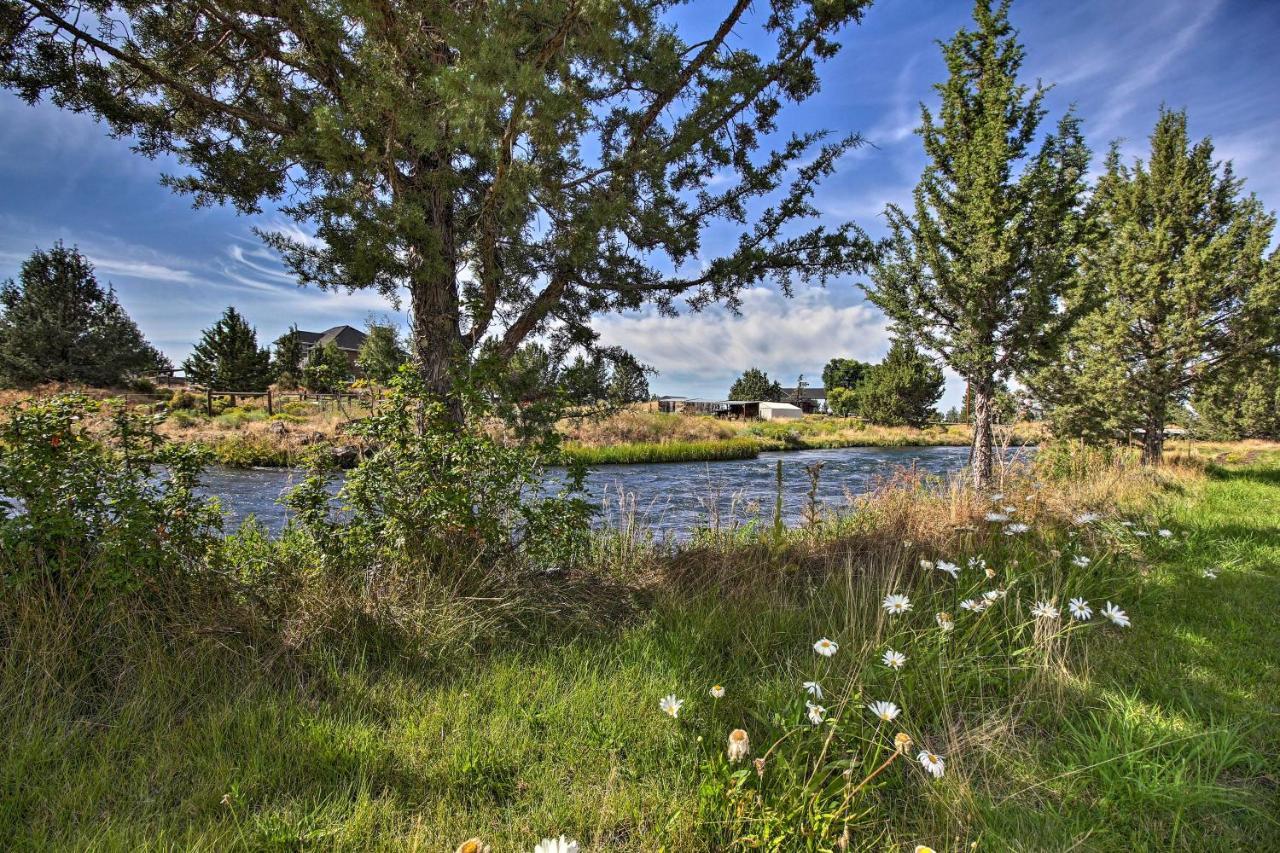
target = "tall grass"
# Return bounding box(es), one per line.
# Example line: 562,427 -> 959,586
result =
562,437 -> 759,465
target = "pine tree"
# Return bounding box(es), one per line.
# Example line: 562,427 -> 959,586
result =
183,307 -> 272,390
4,0 -> 875,422
0,243 -> 169,386
271,326 -> 305,385
302,341 -> 354,393
607,357 -> 651,405
729,368 -> 783,402
851,339 -> 944,427
1033,110 -> 1278,463
356,324 -> 408,385
862,0 -> 1090,487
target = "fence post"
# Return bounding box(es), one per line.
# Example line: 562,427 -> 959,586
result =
266,389 -> 273,416
206,388 -> 213,416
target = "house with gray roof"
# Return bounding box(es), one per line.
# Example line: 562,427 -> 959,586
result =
295,325 -> 367,373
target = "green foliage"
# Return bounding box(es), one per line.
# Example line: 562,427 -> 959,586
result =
271,325 -> 305,386
1192,352 -> 1280,439
826,385 -> 858,417
284,373 -> 591,579
1033,110 -> 1279,460
821,357 -> 869,393
2,0 -> 875,408
607,356 -> 651,405
729,367 -> 783,401
0,243 -> 169,387
851,339 -> 944,427
863,1 -> 1090,482
355,323 -> 407,385
183,307 -> 273,390
0,394 -> 221,594
301,341 -> 353,393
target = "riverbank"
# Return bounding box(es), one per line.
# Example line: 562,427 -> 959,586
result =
5,442 -> 1277,848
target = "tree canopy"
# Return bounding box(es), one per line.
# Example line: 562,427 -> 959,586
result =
0,243 -> 169,387
821,357 -> 869,392
356,323 -> 409,385
183,307 -> 273,390
729,368 -> 783,402
302,341 -> 354,393
1031,109 -> 1278,462
2,0 -> 875,419
850,339 -> 943,427
862,0 -> 1090,485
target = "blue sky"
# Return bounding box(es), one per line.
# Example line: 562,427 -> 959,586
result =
2,0 -> 1277,408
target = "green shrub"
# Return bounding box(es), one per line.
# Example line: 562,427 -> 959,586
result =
168,409 -> 199,428
169,389 -> 197,410
0,394 -> 222,595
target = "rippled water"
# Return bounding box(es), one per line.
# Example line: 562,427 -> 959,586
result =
198,445 -> 1035,536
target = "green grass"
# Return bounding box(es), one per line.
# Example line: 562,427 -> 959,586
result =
562,437 -> 760,465
3,456 -> 1278,849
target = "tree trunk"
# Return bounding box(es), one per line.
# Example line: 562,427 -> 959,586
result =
1141,408 -> 1165,466
970,376 -> 994,490
407,155 -> 466,425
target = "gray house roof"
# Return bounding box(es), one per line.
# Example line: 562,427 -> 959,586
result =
780,386 -> 826,400
297,325 -> 367,352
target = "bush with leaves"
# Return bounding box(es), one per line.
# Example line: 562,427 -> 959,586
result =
283,374 -> 592,589
0,394 -> 222,596
301,341 -> 353,393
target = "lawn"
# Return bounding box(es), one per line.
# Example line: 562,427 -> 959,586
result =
2,452 -> 1278,850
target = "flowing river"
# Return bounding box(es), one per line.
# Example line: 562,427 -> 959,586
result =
197,445 -> 1035,537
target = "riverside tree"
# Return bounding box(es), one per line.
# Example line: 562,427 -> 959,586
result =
729,368 -> 783,402
1033,110 -> 1278,463
183,307 -> 272,390
862,0 -> 1090,487
1,0 -> 874,422
0,243 -> 169,386
852,338 -> 943,427
271,325 -> 305,386
356,323 -> 408,385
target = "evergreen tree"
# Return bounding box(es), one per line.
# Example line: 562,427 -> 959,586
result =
183,307 -> 272,390
561,355 -> 610,405
0,243 -> 168,386
607,357 -> 651,405
271,326 -> 305,385
862,1 -> 1090,487
1032,110 -> 1278,463
822,357 -> 870,392
1192,350 -> 1280,439
4,0 -> 875,422
356,323 -> 408,385
302,341 -> 354,393
729,368 -> 783,401
852,339 -> 944,427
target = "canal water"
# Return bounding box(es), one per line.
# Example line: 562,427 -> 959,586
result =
198,445 -> 1035,537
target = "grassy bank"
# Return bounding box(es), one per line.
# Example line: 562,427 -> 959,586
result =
562,436 -> 760,465
4,443 -> 1278,849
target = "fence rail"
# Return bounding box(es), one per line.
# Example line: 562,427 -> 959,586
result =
198,388 -> 375,416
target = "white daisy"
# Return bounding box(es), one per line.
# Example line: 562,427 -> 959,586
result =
959,598 -> 985,613
882,648 -> 907,670
806,701 -> 827,725
1003,523 -> 1030,535
659,694 -> 683,718
533,837 -> 579,853
867,700 -> 901,722
803,681 -> 824,700
1002,505 -> 1017,514
1120,520 -> 1134,527
709,684 -> 725,699
1157,529 -> 1173,538
1072,555 -> 1091,568
982,588 -> 1006,603
882,593 -> 913,615
1202,568 -> 1218,579
1031,600 -> 1060,619
936,612 -> 955,632
990,493 -> 1005,502
968,556 -> 987,572
813,637 -> 839,657
1100,601 -> 1130,628
1073,512 -> 1101,524
917,750 -> 946,779
1134,530 -> 1150,537
727,728 -> 750,763
935,559 -> 960,579
985,512 -> 1010,523
1068,597 -> 1092,621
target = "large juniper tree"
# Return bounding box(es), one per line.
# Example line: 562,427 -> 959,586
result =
1,0 -> 873,421
1033,110 -> 1278,463
0,242 -> 169,386
183,307 -> 273,390
862,0 -> 1090,487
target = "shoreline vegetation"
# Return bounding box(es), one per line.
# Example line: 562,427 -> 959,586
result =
4,391 -> 1277,849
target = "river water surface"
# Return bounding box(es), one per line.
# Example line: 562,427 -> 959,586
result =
199,445 -> 1035,537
